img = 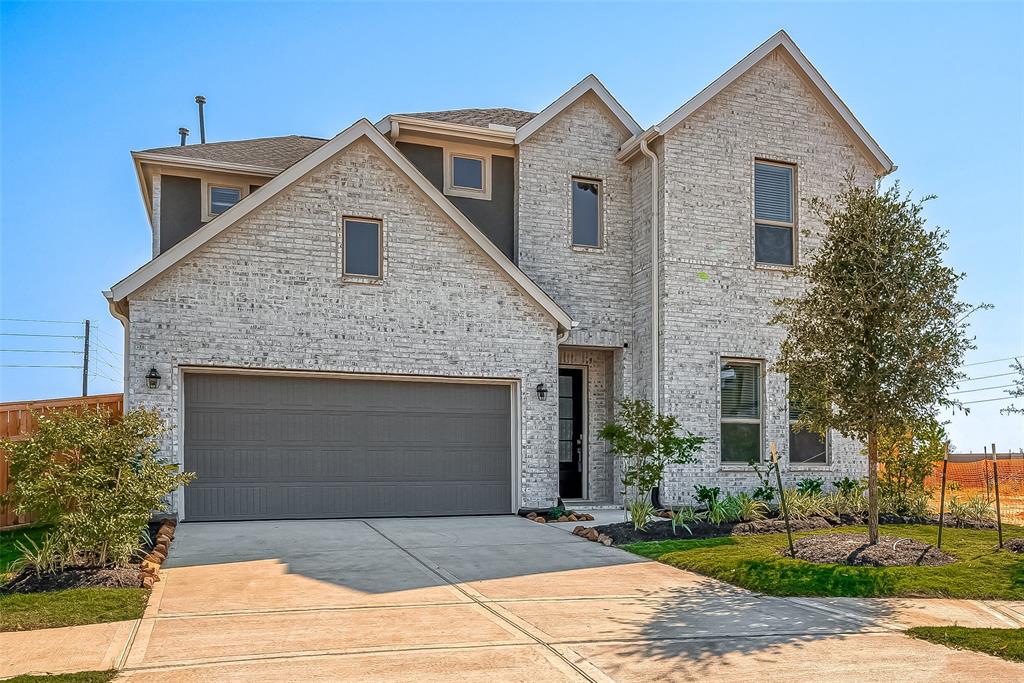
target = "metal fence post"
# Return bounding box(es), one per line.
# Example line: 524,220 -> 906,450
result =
937,447 -> 949,549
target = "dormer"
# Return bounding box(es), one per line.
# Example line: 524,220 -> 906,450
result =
375,109 -> 534,261
132,136 -> 327,256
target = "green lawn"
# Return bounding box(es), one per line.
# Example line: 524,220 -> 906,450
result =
0,588 -> 148,631
3,672 -> 117,683
907,626 -> 1024,662
623,524 -> 1024,599
1,525 -> 49,579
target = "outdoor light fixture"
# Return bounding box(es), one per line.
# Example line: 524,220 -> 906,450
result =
146,368 -> 161,389
536,383 -> 548,400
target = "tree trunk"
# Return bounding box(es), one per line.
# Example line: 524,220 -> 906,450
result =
867,431 -> 879,544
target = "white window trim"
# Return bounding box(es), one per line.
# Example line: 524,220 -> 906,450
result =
719,357 -> 765,468
443,148 -> 491,200
753,159 -> 798,269
569,175 -> 604,251
341,216 -> 384,284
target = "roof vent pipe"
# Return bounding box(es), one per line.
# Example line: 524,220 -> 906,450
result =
178,127 -> 189,146
195,95 -> 206,144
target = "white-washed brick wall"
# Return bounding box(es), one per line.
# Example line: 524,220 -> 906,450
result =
656,50 -> 877,503
517,93 -> 634,349
126,139 -> 561,513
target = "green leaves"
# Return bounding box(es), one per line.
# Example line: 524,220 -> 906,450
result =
599,398 -> 707,498
0,408 -> 194,567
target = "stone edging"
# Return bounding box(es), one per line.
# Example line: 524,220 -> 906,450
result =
140,519 -> 177,589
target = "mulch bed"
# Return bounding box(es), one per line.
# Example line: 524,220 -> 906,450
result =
593,516 -> 832,545
2,566 -> 142,594
785,533 -> 955,567
1005,537 -> 1024,553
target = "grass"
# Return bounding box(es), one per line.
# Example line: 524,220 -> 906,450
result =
906,626 -> 1024,662
3,672 -> 117,683
1,525 -> 50,579
623,524 -> 1024,599
0,587 -> 148,631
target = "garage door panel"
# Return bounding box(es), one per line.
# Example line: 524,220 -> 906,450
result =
184,373 -> 513,520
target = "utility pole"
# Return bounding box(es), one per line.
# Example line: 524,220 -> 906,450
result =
82,319 -> 90,396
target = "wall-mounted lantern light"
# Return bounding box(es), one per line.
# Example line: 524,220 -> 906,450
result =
146,368 -> 161,389
536,383 -> 548,400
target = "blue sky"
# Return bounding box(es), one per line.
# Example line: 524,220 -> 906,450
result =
1,1 -> 1021,452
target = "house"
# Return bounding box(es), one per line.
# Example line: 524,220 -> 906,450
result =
105,31 -> 893,521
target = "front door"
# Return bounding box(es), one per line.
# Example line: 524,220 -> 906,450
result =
558,368 -> 584,499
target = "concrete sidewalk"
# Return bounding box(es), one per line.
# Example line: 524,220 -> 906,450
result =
4,516 -> 1022,681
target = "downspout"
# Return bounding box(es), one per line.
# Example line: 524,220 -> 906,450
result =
104,293 -> 130,397
639,134 -> 660,413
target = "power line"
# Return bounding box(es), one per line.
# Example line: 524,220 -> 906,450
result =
951,383 -> 1014,395
0,317 -> 83,325
960,371 -> 1016,383
965,355 -> 1022,367
90,337 -> 122,359
0,332 -> 84,339
961,396 -> 1014,405
0,349 -> 83,354
1,364 -> 80,369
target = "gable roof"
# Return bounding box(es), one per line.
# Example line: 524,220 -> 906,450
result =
107,120 -> 573,332
136,135 -> 328,172
398,108 -> 536,129
619,30 -> 894,174
515,74 -> 643,144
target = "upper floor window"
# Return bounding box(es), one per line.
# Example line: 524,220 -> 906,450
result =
342,217 -> 382,280
789,400 -> 828,465
571,177 -> 602,248
754,161 -> 796,266
451,155 -> 484,191
210,186 -> 242,215
720,359 -> 763,464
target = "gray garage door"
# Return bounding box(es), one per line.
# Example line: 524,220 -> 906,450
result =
183,373 -> 512,521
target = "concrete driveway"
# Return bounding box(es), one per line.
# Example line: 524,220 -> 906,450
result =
115,515 -> 1024,682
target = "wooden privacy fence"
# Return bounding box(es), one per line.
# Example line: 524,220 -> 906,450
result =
0,393 -> 124,529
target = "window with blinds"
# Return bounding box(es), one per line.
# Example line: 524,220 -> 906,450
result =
789,400 -> 828,465
754,161 -> 796,266
720,360 -> 762,463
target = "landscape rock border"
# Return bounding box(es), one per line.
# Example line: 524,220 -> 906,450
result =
525,510 -> 595,524
139,518 -> 177,588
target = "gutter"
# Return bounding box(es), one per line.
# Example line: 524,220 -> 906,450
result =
638,130 -> 661,412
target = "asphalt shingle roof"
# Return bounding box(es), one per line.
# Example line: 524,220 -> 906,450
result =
397,108 -> 536,129
138,135 -> 329,170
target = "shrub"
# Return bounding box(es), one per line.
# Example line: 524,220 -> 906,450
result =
779,489 -> 830,521
8,530 -> 70,577
796,478 -> 824,496
877,416 -> 946,516
722,492 -> 768,522
626,498 -> 656,531
1,407 -> 194,567
880,488 -> 931,519
670,506 -> 698,536
693,485 -> 720,509
748,457 -> 778,502
946,495 -> 994,527
600,399 -> 706,501
823,490 -> 867,517
833,476 -> 864,497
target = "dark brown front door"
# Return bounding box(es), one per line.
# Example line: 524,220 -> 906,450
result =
558,368 -> 584,499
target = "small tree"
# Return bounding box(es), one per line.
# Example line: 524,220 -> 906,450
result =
772,179 -> 984,544
1,407 -> 193,567
599,398 -> 706,515
877,415 -> 947,516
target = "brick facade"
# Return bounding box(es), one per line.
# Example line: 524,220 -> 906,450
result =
126,140 -> 561,513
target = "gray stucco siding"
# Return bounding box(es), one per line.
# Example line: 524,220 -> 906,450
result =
126,139 -> 561,514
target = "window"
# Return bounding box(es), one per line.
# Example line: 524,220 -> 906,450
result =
571,177 -> 602,248
209,186 -> 241,215
451,155 -> 484,191
754,161 -> 796,266
342,217 -> 382,280
720,360 -> 762,463
789,401 -> 828,465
